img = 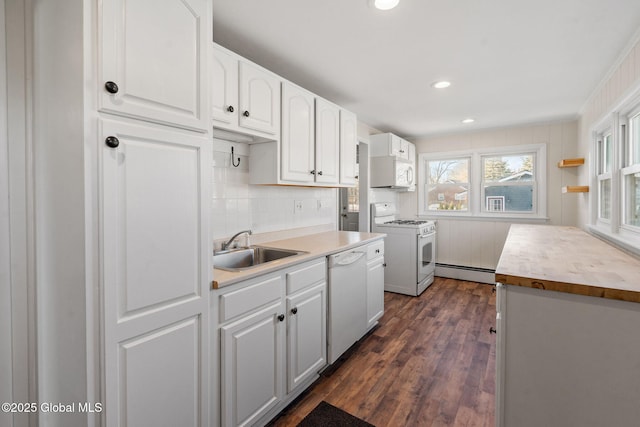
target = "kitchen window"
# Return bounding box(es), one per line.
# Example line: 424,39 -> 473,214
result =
419,144 -> 546,219
482,153 -> 535,213
425,157 -> 470,212
590,94 -> 640,254
623,110 -> 640,229
596,131 -> 612,222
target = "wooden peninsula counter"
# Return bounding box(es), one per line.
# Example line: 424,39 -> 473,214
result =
495,225 -> 640,427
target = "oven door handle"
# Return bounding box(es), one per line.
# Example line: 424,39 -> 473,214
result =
419,232 -> 436,239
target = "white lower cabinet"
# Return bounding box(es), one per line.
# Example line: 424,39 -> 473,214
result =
221,301 -> 284,427
215,259 -> 327,427
286,282 -> 326,392
366,241 -> 385,330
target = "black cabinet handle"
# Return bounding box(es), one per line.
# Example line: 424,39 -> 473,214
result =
278,314 -> 285,322
227,106 -> 235,113
317,171 -> 323,176
310,170 -> 316,175
104,81 -> 119,94
105,136 -> 120,148
243,110 -> 250,117
375,249 -> 380,253
489,327 -> 497,334
291,307 -> 298,315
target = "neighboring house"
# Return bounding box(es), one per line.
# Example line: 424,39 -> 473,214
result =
485,171 -> 533,212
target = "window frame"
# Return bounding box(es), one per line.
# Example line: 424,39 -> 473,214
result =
595,129 -> 613,225
621,107 -> 640,233
418,143 -> 547,220
589,91 -> 640,254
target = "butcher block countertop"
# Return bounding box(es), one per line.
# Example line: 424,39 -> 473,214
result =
212,231 -> 386,289
495,224 -> 640,303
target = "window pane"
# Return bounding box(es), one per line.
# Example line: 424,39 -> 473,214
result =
483,154 -> 534,182
625,173 -> 640,227
347,186 -> 359,213
599,179 -> 611,220
601,134 -> 612,173
484,184 -> 533,212
631,113 -> 640,166
426,158 -> 469,211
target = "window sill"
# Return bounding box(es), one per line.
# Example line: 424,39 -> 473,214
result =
588,225 -> 640,257
418,213 -> 550,223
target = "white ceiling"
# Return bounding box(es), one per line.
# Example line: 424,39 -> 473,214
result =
212,0 -> 640,138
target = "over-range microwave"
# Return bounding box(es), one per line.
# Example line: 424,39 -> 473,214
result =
370,157 -> 414,189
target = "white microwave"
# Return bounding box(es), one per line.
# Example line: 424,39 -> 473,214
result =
370,157 -> 414,189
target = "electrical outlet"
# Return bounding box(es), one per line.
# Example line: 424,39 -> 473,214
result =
294,200 -> 303,213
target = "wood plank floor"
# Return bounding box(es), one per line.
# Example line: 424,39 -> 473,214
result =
270,277 -> 496,427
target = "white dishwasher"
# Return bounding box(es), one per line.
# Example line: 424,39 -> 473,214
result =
327,248 -> 367,364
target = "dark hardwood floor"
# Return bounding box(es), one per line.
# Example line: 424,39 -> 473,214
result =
271,277 -> 496,427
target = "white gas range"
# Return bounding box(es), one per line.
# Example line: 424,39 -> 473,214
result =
371,202 -> 436,296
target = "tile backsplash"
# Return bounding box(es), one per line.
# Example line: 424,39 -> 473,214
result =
211,139 -> 338,241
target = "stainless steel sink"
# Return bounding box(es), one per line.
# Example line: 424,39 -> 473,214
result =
213,246 -> 306,271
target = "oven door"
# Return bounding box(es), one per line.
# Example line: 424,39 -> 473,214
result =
417,231 -> 436,284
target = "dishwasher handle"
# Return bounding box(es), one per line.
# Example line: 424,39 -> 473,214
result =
331,251 -> 365,267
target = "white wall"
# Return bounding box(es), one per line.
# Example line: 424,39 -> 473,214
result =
577,34 -> 640,229
0,1 -> 13,425
404,120 -> 579,270
211,139 -> 338,243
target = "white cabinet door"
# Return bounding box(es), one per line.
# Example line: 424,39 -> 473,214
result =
101,119 -> 210,427
390,135 -> 409,159
340,109 -> 358,186
366,257 -> 385,329
286,283 -> 327,393
221,303 -> 284,427
315,98 -> 340,185
238,61 -> 280,135
212,46 -> 239,127
100,0 -> 209,132
281,82 -> 315,183
408,142 -> 416,163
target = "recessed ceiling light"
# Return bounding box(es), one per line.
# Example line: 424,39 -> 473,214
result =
432,81 -> 451,89
461,118 -> 475,124
370,0 -> 400,10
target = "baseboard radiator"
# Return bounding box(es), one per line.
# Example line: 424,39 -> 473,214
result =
435,263 -> 496,285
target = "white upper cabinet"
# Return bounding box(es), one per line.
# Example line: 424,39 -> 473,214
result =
212,44 -> 280,138
212,47 -> 239,127
340,109 -> 358,186
371,133 -> 410,160
100,0 -> 209,132
238,61 -> 280,135
281,82 -> 316,182
315,98 -> 340,185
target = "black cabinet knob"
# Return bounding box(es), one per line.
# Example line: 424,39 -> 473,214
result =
243,110 -> 250,117
317,171 -> 323,176
291,307 -> 298,315
310,170 -> 316,175
383,263 -> 387,267
375,249 -> 380,253
105,136 -> 120,148
104,81 -> 119,94
277,314 -> 285,322
489,327 -> 497,334
227,106 -> 235,113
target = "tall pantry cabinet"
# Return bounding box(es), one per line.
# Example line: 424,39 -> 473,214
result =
31,1 -> 212,426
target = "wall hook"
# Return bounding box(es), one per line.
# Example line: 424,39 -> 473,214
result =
231,146 -> 241,168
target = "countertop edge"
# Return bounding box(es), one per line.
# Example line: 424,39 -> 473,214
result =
212,232 -> 386,289
495,273 -> 640,304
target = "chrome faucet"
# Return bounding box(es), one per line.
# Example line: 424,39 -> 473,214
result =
221,229 -> 252,251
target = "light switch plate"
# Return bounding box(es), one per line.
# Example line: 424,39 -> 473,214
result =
294,200 -> 303,213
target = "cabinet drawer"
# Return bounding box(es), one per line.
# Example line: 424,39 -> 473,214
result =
286,260 -> 326,295
219,276 -> 282,323
367,240 -> 385,260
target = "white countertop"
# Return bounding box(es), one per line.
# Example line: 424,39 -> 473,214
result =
212,231 -> 386,289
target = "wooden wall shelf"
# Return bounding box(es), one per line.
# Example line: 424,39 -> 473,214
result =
562,186 -> 589,193
558,158 -> 585,168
